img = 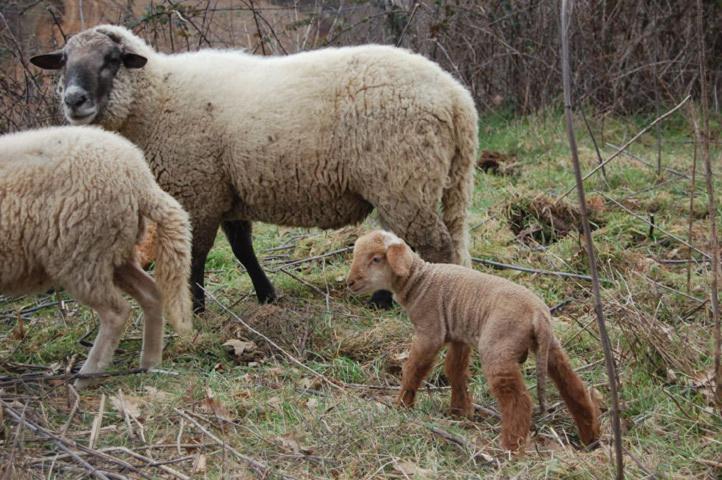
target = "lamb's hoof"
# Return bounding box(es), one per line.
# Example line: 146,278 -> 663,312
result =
449,405 -> 473,418
368,290 -> 394,309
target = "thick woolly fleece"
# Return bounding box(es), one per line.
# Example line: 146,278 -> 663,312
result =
68,25 -> 478,268
347,231 -> 601,451
0,126 -> 193,384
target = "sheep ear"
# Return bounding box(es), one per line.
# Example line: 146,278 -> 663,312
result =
386,243 -> 413,277
30,51 -> 65,70
122,52 -> 147,69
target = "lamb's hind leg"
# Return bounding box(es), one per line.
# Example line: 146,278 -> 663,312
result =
482,357 -> 533,451
114,260 -> 164,369
222,220 -> 276,304
73,288 -> 131,389
445,341 -> 472,417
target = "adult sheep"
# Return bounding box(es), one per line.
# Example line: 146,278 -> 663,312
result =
30,25 -> 478,311
0,126 -> 193,387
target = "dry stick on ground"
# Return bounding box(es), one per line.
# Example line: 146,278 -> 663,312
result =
202,287 -> 345,393
560,1 -> 624,478
600,193 -> 711,260
472,257 -> 594,282
557,94 -> 691,201
175,408 -> 298,480
605,143 -> 691,181
426,425 -> 496,465
0,399 -> 114,480
694,0 -> 722,407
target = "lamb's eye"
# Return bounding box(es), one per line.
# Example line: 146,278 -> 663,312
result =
371,256 -> 382,264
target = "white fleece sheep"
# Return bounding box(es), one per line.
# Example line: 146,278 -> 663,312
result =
31,25 -> 478,311
0,126 -> 193,388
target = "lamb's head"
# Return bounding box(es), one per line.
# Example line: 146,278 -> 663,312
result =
30,26 -> 148,127
346,230 -> 414,294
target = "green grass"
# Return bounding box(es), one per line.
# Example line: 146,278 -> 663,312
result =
2,110 -> 721,479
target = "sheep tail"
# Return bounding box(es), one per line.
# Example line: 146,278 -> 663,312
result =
533,310 -> 553,413
442,92 -> 478,267
140,184 -> 194,336
546,324 -> 602,447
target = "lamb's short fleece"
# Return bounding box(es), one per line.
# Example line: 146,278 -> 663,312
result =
0,126 -> 192,387
346,230 -> 601,451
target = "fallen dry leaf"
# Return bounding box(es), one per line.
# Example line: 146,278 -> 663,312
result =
393,460 -> 432,478
223,339 -> 262,363
143,386 -> 171,403
200,388 -> 232,420
192,453 -> 207,474
110,391 -> 144,419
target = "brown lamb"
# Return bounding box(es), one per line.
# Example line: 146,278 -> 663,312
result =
346,230 -> 601,451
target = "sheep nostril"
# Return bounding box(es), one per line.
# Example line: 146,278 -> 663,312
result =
64,91 -> 88,109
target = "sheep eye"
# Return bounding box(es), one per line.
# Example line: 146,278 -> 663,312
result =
371,256 -> 382,264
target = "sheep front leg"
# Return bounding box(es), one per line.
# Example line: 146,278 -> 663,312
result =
222,220 -> 276,304
397,335 -> 443,408
445,341 -> 473,417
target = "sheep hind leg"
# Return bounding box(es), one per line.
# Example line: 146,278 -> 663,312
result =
114,260 -> 164,370
222,220 -> 276,304
74,288 -> 131,389
190,220 -> 219,313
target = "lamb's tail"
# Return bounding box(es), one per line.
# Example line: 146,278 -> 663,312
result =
533,310 -> 553,413
139,183 -> 193,336
547,332 -> 602,447
442,89 -> 478,267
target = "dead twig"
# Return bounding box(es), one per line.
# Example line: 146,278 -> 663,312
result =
175,408 -> 298,480
600,193 -> 711,260
558,94 -> 691,201
560,2 -> 623,478
471,257 -> 595,282
694,0 -> 722,407
0,399 -> 114,480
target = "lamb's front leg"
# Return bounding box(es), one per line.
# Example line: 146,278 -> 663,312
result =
445,341 -> 472,417
397,335 -> 443,408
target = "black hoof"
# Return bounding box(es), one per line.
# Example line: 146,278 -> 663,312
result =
256,286 -> 277,304
368,290 -> 394,309
192,298 -> 206,314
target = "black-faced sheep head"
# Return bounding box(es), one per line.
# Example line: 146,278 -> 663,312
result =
30,28 -> 147,126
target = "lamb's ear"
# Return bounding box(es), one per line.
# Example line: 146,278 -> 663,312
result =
386,243 -> 413,277
122,52 -> 147,69
30,51 -> 65,70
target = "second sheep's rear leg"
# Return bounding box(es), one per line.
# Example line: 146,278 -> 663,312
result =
73,287 -> 131,389
114,260 -> 164,369
222,220 -> 276,304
